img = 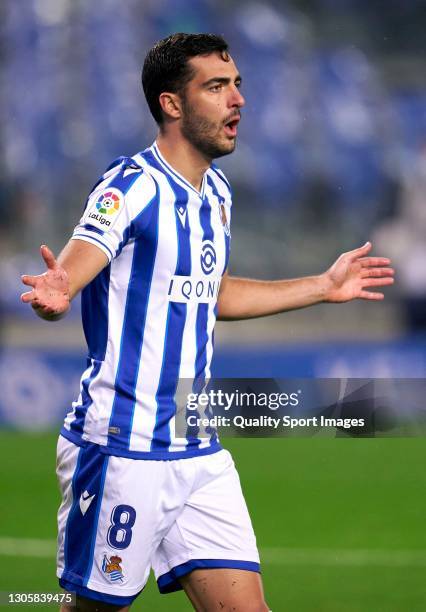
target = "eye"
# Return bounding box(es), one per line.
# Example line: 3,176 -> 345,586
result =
209,83 -> 222,92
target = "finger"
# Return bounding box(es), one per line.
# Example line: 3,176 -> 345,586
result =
348,241 -> 372,262
359,290 -> 385,300
32,302 -> 52,313
21,274 -> 38,287
21,290 -> 37,303
40,244 -> 57,270
359,257 -> 391,267
360,267 -> 395,278
362,277 -> 394,288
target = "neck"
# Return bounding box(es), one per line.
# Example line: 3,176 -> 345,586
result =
155,131 -> 211,192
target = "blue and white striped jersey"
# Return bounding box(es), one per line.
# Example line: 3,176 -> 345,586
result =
61,142 -> 232,459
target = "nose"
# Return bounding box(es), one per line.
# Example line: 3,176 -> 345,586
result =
230,86 -> 245,109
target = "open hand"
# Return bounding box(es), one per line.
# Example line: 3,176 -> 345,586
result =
21,245 -> 70,320
323,242 -> 394,303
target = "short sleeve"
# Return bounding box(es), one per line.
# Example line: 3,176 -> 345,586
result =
71,159 -> 156,262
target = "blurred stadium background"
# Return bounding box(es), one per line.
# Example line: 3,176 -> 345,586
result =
1,0 -> 425,610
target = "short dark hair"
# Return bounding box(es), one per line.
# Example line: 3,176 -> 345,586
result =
142,33 -> 229,125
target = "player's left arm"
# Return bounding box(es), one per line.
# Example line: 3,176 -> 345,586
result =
217,242 -> 394,321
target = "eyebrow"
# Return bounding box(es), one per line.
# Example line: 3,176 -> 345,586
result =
202,75 -> 242,87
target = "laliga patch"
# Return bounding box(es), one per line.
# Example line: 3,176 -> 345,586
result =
84,187 -> 125,232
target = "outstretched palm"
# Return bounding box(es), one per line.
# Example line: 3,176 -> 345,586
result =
21,245 -> 70,319
324,242 -> 394,303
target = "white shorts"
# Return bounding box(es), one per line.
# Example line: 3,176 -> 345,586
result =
56,436 -> 260,606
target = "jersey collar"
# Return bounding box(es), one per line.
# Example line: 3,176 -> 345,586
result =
151,142 -> 207,199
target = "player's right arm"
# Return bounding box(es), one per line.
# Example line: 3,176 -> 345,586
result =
21,156 -> 156,321
21,240 -> 108,321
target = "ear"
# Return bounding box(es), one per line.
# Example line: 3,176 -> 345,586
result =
158,92 -> 182,121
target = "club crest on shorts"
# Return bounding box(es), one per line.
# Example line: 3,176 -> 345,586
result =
102,554 -> 125,583
219,204 -> 230,236
83,187 -> 125,232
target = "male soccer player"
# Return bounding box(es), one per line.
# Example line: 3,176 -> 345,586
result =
21,33 -> 394,611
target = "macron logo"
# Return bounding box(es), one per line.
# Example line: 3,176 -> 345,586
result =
176,206 -> 187,228
123,167 -> 142,179
80,490 -> 96,516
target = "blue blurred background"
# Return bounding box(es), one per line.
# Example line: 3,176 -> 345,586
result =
1,0 -> 425,429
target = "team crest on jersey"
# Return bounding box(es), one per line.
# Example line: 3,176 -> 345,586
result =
219,204 -> 230,236
102,554 -> 125,583
83,187 -> 124,232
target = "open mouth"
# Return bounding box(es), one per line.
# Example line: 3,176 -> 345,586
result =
224,117 -> 240,137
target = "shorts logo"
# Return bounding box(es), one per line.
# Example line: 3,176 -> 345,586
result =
200,241 -> 216,275
79,490 -> 96,516
83,186 -> 124,232
102,554 -> 125,583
